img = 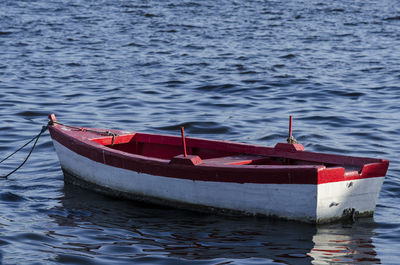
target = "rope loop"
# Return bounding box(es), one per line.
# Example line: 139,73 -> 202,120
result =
287,135 -> 299,144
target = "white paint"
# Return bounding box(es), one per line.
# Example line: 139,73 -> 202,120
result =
317,177 -> 384,222
52,140 -> 384,223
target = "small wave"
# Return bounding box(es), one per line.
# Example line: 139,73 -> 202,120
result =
66,62 -> 82,67
383,16 -> 400,21
144,13 -> 158,18
16,110 -> 48,118
53,254 -> 93,264
327,90 -> 364,99
0,239 -> 10,246
168,2 -> 202,8
72,15 -> 90,20
360,67 -> 384,72
183,44 -> 205,50
123,42 -> 143,47
155,121 -> 231,134
241,79 -> 262,84
272,64 -> 285,69
307,143 -> 348,154
240,71 -> 258,75
0,192 -> 26,202
0,31 -> 13,35
194,83 -> 236,92
257,133 -> 284,142
343,22 -> 359,26
298,115 -> 355,127
280,54 -> 296,59
156,80 -> 186,87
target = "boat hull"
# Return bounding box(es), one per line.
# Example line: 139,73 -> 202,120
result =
52,140 -> 384,223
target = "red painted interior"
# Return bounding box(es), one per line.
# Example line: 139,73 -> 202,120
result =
91,134 -> 374,171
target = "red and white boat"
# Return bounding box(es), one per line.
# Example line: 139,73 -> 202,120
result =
48,114 -> 388,223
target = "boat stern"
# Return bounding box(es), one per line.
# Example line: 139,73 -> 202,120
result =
315,160 -> 388,223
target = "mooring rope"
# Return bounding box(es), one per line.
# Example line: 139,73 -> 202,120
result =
0,119 -> 120,179
0,125 -> 48,179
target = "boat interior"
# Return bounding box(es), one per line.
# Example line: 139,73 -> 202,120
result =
90,133 -> 364,172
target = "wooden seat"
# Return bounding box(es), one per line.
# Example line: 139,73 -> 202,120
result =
202,155 -> 266,165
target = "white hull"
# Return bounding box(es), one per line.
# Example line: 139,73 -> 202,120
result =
53,140 -> 384,223
317,177 -> 384,222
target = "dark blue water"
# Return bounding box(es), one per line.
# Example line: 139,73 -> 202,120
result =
1,0 -> 399,264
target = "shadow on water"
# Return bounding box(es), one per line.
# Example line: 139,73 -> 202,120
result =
46,184 -> 381,264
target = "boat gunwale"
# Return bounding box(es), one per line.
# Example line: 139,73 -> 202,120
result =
48,122 -> 388,185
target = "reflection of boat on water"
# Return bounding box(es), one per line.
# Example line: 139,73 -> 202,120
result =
309,221 -> 380,265
47,184 -> 381,264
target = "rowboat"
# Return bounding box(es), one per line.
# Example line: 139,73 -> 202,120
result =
48,114 -> 389,223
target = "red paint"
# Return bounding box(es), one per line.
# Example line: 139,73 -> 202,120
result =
48,114 -> 389,185
289,115 -> 293,139
170,154 -> 203,166
201,155 -> 265,165
48,113 -> 57,124
274,143 -> 305,152
91,134 -> 136,146
181,126 -> 187,157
